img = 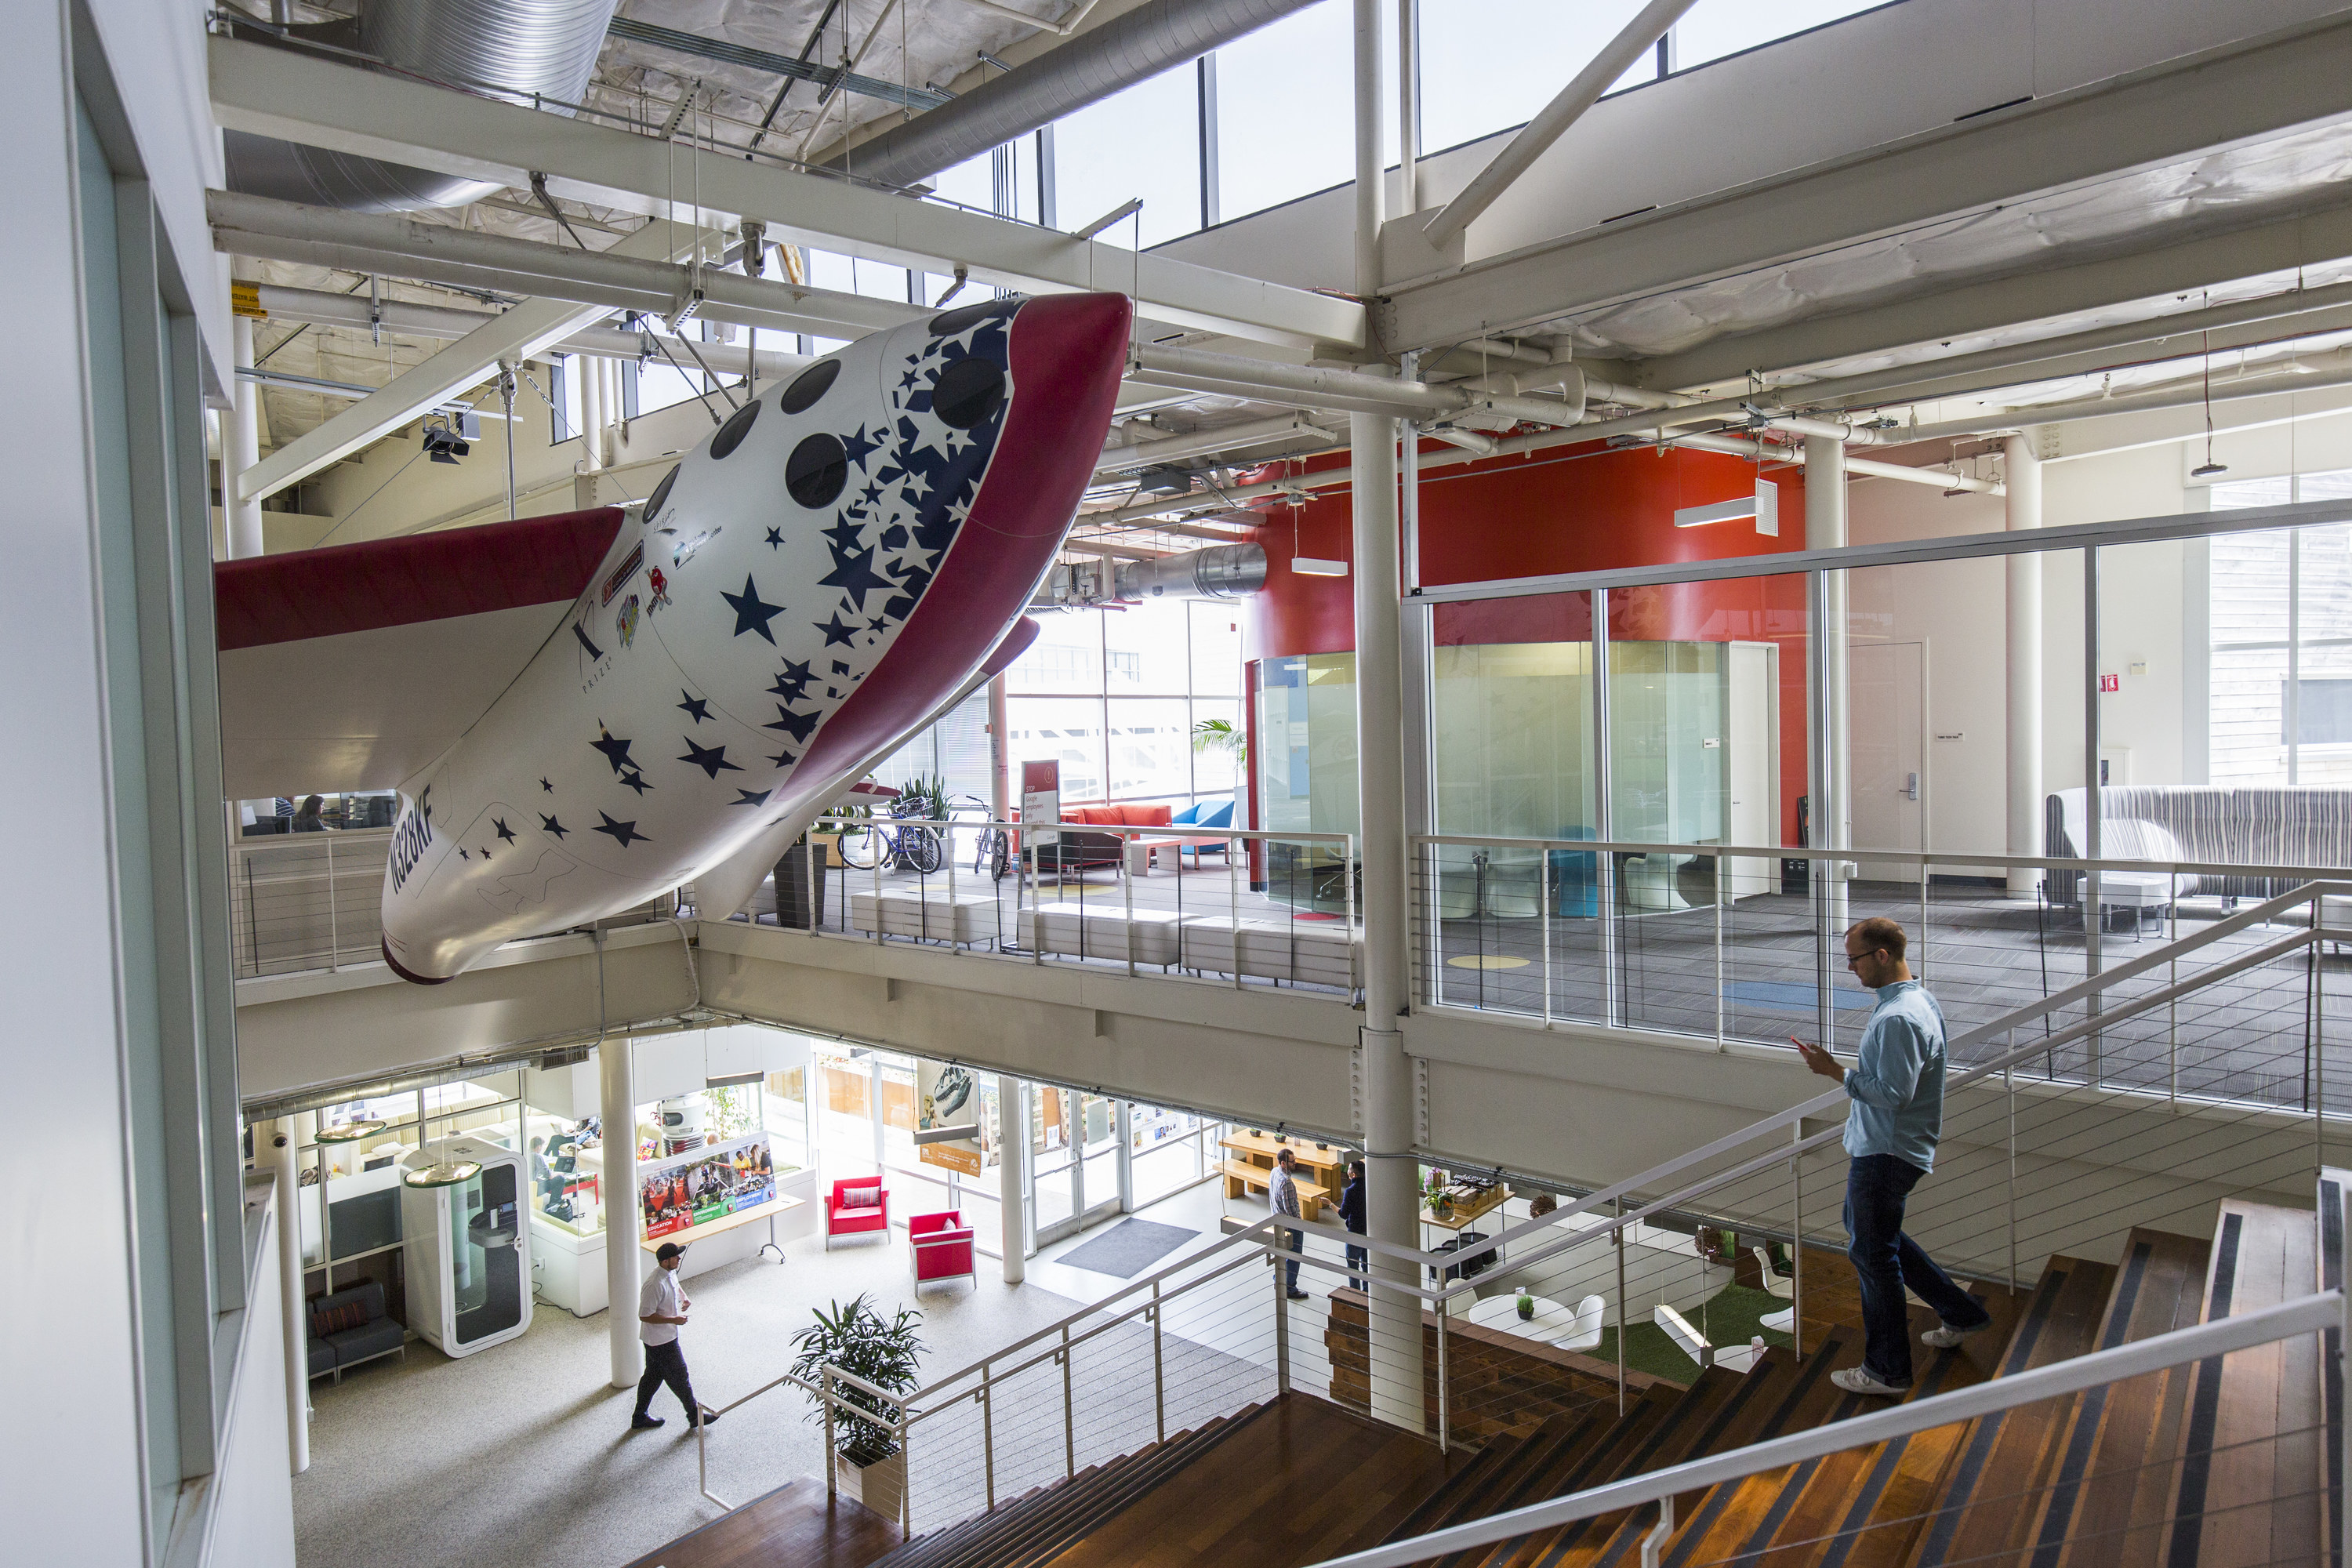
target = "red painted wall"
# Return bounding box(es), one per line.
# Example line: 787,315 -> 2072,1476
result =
1242,439 -> 1814,841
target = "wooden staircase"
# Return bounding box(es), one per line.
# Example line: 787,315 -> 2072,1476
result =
1364,1180 -> 2338,1568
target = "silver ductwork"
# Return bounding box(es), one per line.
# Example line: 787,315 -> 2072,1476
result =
226,0 -> 619,212
1038,543 -> 1268,610
829,0 -> 1320,190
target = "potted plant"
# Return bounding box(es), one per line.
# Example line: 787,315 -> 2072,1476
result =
1192,717 -> 1250,822
790,1294 -> 926,1523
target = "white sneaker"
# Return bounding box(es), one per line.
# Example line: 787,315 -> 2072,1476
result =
1922,1320 -> 1990,1350
1831,1367 -> 1909,1398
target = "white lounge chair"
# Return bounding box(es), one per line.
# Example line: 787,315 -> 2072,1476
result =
1755,1245 -> 1796,1334
1557,1294 -> 1606,1352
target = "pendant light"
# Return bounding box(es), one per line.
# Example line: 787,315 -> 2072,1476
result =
2190,329 -> 2228,478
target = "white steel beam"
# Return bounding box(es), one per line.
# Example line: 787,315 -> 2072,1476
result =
236,219 -> 692,504
1381,11 -> 2352,354
207,35 -> 1362,352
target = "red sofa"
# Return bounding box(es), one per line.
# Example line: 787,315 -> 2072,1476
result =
909,1210 -> 977,1291
825,1178 -> 889,1249
1018,803 -> 1174,873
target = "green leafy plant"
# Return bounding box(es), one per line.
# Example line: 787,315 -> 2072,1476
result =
1191,717 -> 1248,775
789,1294 -> 927,1465
895,771 -> 951,823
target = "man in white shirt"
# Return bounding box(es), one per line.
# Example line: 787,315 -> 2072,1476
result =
630,1241 -> 718,1432
1269,1148 -> 1309,1301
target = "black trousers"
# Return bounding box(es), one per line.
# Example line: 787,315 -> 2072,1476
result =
634,1339 -> 701,1422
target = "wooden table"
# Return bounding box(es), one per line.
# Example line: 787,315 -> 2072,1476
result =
640,1193 -> 806,1262
1421,1182 -> 1508,1231
1465,1293 -> 1584,1345
1219,1131 -> 1348,1187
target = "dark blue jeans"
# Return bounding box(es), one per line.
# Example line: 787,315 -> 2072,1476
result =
1282,1225 -> 1303,1291
1345,1243 -> 1368,1291
1843,1153 -> 1991,1386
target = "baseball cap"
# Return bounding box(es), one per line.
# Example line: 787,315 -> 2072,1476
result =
655,1242 -> 683,1262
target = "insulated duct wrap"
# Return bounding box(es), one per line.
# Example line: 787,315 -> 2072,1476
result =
226,0 -> 619,212
1038,543 -> 1268,608
829,0 -> 1321,189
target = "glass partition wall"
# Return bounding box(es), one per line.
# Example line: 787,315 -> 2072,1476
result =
1403,493 -> 2352,1097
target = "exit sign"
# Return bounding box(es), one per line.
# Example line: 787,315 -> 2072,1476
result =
2100,673 -> 2121,692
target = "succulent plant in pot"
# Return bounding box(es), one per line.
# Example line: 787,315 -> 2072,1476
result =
790,1294 -> 926,1520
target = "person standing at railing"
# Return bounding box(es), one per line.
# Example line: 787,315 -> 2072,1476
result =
1796,916 -> 1994,1399
1338,1160 -> 1368,1293
1270,1148 -> 1310,1301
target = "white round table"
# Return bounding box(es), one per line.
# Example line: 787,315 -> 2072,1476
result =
1465,1293 -> 1582,1345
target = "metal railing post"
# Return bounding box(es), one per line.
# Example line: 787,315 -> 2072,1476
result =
1640,1497 -> 1675,1568
1789,1126 -> 1803,1359
1275,1225 -> 1292,1394
1714,851 -> 1726,1051
1061,1323 -> 1075,1479
1616,1198 -> 1628,1414
822,1368 -> 838,1495
1541,843 -> 1553,1029
1152,1280 -> 1167,1443
2007,1051 -> 2020,1293
1229,833 -> 1242,989
1436,1294 -> 1451,1454
897,1403 -> 912,1537
1123,832 -> 1136,978
325,833 -> 339,969
981,1365 -> 996,1510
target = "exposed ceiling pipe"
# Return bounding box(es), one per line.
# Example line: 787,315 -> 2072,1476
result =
942,0 -> 1109,37
1900,356 -> 2352,444
822,0 -> 1323,188
1132,342 -> 1588,427
1669,430 -> 2002,494
1097,412 -> 1341,472
224,0 -> 619,212
1421,0 -> 1700,248
1034,542 -> 1269,609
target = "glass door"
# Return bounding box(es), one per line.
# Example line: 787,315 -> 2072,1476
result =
1079,1094 -> 1123,1225
1032,1085 -> 1080,1246
452,1162 -> 524,1347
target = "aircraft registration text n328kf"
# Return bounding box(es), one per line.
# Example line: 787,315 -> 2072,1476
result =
212,292 -> 1131,983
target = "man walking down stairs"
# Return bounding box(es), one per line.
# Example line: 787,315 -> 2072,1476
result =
1798,916 -> 1996,1399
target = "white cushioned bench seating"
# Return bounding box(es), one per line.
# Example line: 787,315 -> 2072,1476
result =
848,887 -> 1004,944
1176,917 -> 1362,988
1017,902 -> 1185,965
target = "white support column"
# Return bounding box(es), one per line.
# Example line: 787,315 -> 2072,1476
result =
228,316 -> 266,559
1806,434 -> 1851,942
599,1036 -> 643,1390
579,348 -> 604,474
2004,433 -> 2045,898
1116,1101 -> 1136,1213
267,1118 -> 309,1473
998,1075 -> 1026,1283
988,673 -> 1011,822
1354,0 -> 1427,1435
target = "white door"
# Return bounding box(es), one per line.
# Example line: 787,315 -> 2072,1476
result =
1725,642 -> 1780,898
1850,642 -> 1926,881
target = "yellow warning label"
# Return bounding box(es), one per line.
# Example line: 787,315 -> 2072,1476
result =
231,281 -> 265,319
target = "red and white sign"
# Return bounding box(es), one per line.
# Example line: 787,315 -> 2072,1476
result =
2099,673 -> 2121,693
1022,758 -> 1061,845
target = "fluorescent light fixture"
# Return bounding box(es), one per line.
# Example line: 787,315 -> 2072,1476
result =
913,1124 -> 982,1145
1292,557 -> 1349,577
705,1071 -> 764,1088
1672,480 -> 1778,535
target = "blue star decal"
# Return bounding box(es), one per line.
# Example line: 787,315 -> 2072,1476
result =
678,736 -> 743,780
722,574 -> 787,644
841,425 -> 880,468
764,527 -> 783,549
678,691 -> 713,724
540,814 -> 568,840
619,770 -> 652,796
493,818 -> 516,844
769,659 -> 814,701
592,812 -> 649,849
539,778 -> 554,793
767,750 -> 797,768
731,788 -> 772,808
816,612 -> 857,647
820,544 -> 891,608
764,706 -> 819,743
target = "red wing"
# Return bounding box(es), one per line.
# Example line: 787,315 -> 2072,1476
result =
212,508 -> 624,799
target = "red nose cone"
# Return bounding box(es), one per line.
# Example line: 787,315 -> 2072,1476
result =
993,292 -> 1133,539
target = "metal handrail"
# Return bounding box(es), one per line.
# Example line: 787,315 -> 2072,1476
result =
1301,1290 -> 2348,1568
1413,831 -> 2352,884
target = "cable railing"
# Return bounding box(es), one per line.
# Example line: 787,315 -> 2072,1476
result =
728,815 -> 1363,996
694,879 -> 2351,1544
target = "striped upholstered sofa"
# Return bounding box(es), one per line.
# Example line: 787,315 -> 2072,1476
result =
2045,786 -> 2352,903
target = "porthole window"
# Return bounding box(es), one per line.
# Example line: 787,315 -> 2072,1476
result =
786,433 -> 848,509
708,397 -> 760,460
931,356 -> 1006,430
643,465 -> 679,521
779,358 -> 840,415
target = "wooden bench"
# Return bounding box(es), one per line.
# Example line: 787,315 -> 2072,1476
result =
1215,1158 -> 1327,1221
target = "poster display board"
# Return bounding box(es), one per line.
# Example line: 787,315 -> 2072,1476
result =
639,1132 -> 777,1240
916,1062 -> 984,1176
1021,758 -> 1060,846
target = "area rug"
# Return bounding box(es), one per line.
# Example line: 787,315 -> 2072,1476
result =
1057,1218 -> 1199,1278
1722,978 -> 1877,1014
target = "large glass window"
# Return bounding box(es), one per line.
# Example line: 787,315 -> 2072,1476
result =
2211,470 -> 2352,785
1418,0 -> 1654,158
1052,69 -> 1203,248
1675,0 -> 1886,69
996,600 -> 1243,806
1214,0 -> 1390,221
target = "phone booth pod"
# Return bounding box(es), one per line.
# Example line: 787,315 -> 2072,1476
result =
401,1137 -> 532,1358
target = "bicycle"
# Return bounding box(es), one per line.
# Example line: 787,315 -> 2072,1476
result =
951,794 -> 1011,880
835,796 -> 944,873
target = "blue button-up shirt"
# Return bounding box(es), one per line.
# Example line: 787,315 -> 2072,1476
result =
1842,980 -> 1948,1172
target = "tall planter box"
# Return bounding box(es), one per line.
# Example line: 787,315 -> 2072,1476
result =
836,1446 -> 906,1525
775,844 -> 831,930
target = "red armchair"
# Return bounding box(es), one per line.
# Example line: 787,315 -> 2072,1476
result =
826,1178 -> 889,1250
909,1210 -> 977,1291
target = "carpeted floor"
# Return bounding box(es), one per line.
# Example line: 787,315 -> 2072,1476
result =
293,1228 -> 1087,1568
1588,1284 -> 1798,1385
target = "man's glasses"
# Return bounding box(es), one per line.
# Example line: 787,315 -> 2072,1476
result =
1844,948 -> 1886,968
